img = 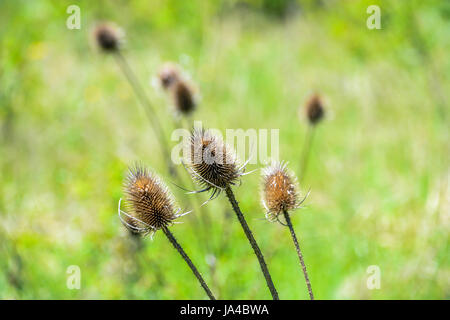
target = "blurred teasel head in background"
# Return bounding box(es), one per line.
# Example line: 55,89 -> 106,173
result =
92,22 -> 124,53
304,94 -> 325,125
118,164 -> 188,236
158,62 -> 181,90
261,161 -> 306,223
172,80 -> 196,116
157,62 -> 198,116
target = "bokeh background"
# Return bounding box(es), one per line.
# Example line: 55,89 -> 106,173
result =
0,0 -> 449,299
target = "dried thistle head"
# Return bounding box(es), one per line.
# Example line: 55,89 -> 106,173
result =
118,164 -> 186,236
305,94 -> 324,125
261,161 -> 303,222
158,62 -> 181,90
186,128 -> 242,194
92,22 -> 124,52
172,80 -> 196,116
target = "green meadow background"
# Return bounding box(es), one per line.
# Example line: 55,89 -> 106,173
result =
0,0 -> 449,299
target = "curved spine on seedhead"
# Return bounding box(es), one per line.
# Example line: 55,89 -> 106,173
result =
92,22 -> 125,53
305,93 -> 324,125
118,164 -> 190,238
261,161 -> 309,224
184,128 -> 246,202
118,202 -> 146,235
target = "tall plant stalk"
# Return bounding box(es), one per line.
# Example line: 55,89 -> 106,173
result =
282,209 -> 314,300
113,52 -> 176,176
225,186 -> 279,300
162,226 -> 216,300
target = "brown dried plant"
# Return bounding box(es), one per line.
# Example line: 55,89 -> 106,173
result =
118,164 -> 215,300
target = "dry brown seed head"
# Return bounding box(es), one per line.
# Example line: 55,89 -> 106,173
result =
158,62 -> 181,90
172,80 -> 196,115
261,162 -> 300,221
123,164 -> 177,232
305,94 -> 324,125
188,128 -> 241,190
93,23 -> 124,52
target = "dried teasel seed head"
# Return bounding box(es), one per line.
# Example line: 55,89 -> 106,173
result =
157,63 -> 198,116
158,62 -> 181,90
261,161 -> 301,222
172,80 -> 196,115
187,128 -> 242,191
120,164 -> 179,234
93,22 -> 124,52
305,94 -> 324,125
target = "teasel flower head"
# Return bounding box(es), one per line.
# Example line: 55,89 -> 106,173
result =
261,161 -> 308,223
157,63 -> 198,116
184,128 -> 246,200
172,80 -> 197,116
305,94 -> 324,125
92,22 -> 124,53
158,62 -> 181,90
118,164 -> 189,237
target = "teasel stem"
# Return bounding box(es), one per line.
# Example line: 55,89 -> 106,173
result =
113,52 -> 176,177
282,209 -> 314,300
299,125 -> 315,181
162,226 -> 216,300
225,186 -> 279,300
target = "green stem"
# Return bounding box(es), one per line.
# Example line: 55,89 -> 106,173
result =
225,186 -> 279,300
113,52 -> 176,177
162,226 -> 216,300
282,209 -> 314,300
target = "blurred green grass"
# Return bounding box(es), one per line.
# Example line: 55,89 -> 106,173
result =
0,0 -> 449,299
